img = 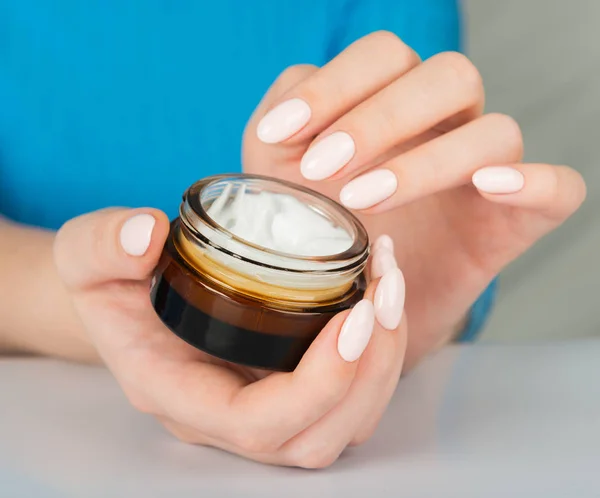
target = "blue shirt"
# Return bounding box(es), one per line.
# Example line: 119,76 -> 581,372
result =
0,0 -> 494,337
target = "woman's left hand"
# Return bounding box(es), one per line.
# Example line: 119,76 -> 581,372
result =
243,31 -> 586,369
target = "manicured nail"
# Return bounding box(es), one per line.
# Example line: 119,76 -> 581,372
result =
301,131 -> 355,180
120,213 -> 156,256
337,300 -> 375,362
374,268 -> 405,331
339,169 -> 398,209
373,234 -> 394,253
257,98 -> 311,144
472,166 -> 525,194
371,247 -> 398,280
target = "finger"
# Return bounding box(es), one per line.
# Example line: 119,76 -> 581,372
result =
158,316 -> 406,464
54,210 -> 269,443
155,296 -> 376,453
370,234 -> 398,280
244,64 -> 318,169
472,163 -> 587,222
250,64 -> 319,117
300,51 -> 484,181
157,416 -> 286,466
350,316 -> 408,447
158,247 -> 407,468
54,208 -> 170,291
255,31 -> 420,145
224,299 -> 376,453
352,243 -> 408,447
280,255 -> 407,468
338,113 -> 523,212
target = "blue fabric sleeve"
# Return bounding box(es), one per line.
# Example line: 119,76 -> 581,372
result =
459,280 -> 498,341
326,0 -> 463,60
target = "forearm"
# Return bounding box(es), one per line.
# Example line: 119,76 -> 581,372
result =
0,217 -> 100,363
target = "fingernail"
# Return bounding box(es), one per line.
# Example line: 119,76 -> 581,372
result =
120,213 -> 156,256
337,300 -> 375,362
301,131 -> 355,180
374,268 -> 405,331
371,247 -> 398,280
257,98 -> 311,144
373,234 -> 394,253
339,169 -> 398,209
472,166 -> 525,194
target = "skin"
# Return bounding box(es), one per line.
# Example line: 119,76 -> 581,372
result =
0,32 -> 585,468
244,32 -> 587,369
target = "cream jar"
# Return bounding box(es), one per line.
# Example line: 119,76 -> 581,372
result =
150,174 -> 369,371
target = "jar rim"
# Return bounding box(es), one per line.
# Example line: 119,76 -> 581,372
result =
179,174 -> 369,274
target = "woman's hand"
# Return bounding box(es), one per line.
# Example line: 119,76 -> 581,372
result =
53,208 -> 407,468
243,31 -> 586,368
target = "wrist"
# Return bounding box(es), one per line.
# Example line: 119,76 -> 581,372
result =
0,220 -> 101,363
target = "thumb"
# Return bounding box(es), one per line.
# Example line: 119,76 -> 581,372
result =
54,208 -> 170,291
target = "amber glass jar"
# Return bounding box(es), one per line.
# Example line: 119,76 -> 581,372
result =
150,174 -> 369,371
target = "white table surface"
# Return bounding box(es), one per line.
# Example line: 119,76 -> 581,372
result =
1,341 -> 599,498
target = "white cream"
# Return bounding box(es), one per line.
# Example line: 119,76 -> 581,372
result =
207,184 -> 353,257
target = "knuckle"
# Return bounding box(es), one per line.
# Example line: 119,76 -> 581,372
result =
164,424 -> 197,444
365,105 -> 402,151
119,363 -> 156,415
382,337 -> 401,376
370,331 -> 402,380
231,429 -> 280,455
89,218 -> 107,262
533,166 -> 564,216
363,31 -> 421,67
569,167 -> 588,206
290,447 -> 341,470
158,419 -> 204,445
277,64 -> 318,86
53,216 -> 87,287
172,431 -> 197,445
53,217 -> 77,258
547,165 -> 586,218
436,51 -> 483,93
52,225 -> 69,278
300,77 -> 331,108
350,427 -> 377,447
313,376 -> 349,409
381,353 -> 399,381
486,113 -> 524,158
365,30 -> 402,49
127,392 -> 154,415
561,167 -> 587,215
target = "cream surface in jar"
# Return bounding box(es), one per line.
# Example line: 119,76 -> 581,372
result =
150,174 -> 369,371
207,184 -> 353,258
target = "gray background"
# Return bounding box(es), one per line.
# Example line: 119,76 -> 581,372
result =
464,0 -> 599,341
3,342 -> 600,497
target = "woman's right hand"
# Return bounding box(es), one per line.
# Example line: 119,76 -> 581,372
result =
53,208 -> 407,468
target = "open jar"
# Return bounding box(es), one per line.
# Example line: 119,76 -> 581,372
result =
150,174 -> 369,371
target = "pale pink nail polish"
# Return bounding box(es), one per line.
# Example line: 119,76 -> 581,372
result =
373,234 -> 394,253
337,299 -> 375,362
472,167 -> 525,194
257,98 -> 311,144
371,247 -> 398,280
374,268 -> 405,331
300,131 -> 356,180
339,169 -> 398,209
120,213 -> 156,256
